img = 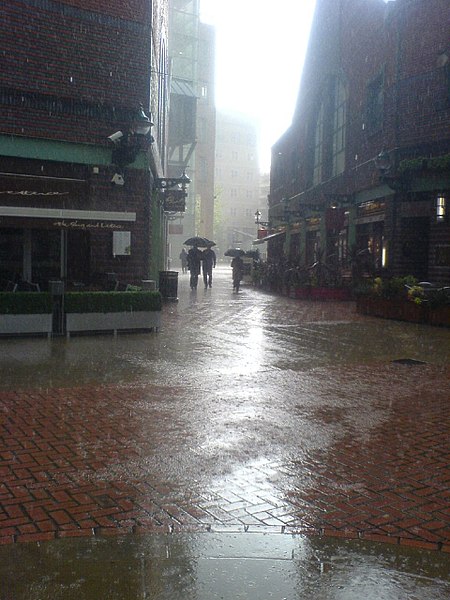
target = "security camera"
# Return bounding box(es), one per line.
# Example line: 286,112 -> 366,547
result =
107,131 -> 124,144
111,173 -> 125,186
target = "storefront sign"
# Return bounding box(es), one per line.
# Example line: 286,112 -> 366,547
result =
52,220 -> 126,230
162,189 -> 186,213
358,200 -> 385,217
168,223 -> 183,235
0,174 -> 86,203
0,207 -> 136,230
306,216 -> 321,230
0,189 -> 69,197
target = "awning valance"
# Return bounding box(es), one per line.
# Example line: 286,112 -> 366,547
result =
253,230 -> 286,245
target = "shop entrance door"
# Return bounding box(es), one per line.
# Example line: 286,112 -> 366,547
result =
66,230 -> 90,285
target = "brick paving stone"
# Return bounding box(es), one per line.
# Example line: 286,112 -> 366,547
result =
0,278 -> 449,550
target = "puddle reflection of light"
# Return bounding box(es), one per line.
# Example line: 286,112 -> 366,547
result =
240,325 -> 265,373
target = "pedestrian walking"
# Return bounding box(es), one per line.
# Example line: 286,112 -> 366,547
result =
187,245 -> 202,289
231,255 -> 244,292
202,245 -> 216,288
179,248 -> 188,274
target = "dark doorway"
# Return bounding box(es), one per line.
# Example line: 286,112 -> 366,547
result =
67,230 -> 90,284
400,217 -> 429,280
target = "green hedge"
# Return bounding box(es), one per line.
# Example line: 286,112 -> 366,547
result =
64,291 -> 162,313
0,292 -> 53,314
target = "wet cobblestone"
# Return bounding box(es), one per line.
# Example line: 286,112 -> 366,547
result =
0,267 -> 449,550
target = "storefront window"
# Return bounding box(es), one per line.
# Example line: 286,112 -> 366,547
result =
32,230 -> 61,285
0,228 -> 23,283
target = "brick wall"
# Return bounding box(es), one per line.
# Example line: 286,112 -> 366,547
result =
0,0 -> 152,144
272,0 -> 450,203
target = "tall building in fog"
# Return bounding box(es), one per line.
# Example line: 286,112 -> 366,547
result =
214,112 -> 260,255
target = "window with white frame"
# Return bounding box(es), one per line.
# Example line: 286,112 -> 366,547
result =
332,78 -> 347,176
313,102 -> 324,186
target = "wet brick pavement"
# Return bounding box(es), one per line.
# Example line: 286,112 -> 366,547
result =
0,267 -> 449,552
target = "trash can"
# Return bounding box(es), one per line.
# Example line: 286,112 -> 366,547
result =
159,271 -> 178,300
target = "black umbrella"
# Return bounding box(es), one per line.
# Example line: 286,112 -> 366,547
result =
184,236 -> 211,247
224,248 -> 246,257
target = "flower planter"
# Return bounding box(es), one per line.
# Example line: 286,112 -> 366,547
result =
66,311 -> 161,336
0,313 -> 53,336
355,296 -> 450,326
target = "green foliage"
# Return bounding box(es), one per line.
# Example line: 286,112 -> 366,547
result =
378,276 -> 417,299
0,292 -> 53,314
398,153 -> 450,174
64,291 -> 162,313
407,285 -> 426,305
358,276 -> 450,308
355,276 -> 418,299
425,288 -> 450,309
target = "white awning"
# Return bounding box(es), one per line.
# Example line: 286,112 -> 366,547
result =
0,206 -> 136,221
252,230 -> 286,245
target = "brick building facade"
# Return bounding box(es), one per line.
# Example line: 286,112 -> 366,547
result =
0,0 -> 169,291
267,0 -> 450,285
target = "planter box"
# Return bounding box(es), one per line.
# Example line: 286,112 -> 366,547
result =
356,296 -> 450,327
356,296 -> 424,321
66,310 -> 161,336
310,287 -> 352,301
293,287 -> 311,299
427,305 -> 450,327
293,287 -> 352,301
0,313 -> 53,336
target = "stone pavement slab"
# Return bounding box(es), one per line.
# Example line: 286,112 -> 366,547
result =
0,532 -> 449,599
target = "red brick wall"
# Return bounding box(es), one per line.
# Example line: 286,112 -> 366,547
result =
0,0 -> 152,144
272,0 -> 450,201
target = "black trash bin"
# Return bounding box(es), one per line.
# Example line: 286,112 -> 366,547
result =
159,271 -> 178,300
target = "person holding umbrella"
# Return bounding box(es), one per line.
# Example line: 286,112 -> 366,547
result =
187,244 -> 203,289
231,254 -> 244,292
225,248 -> 246,292
202,243 -> 216,288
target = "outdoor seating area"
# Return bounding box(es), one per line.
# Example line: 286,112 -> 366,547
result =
1,273 -> 139,294
3,280 -> 40,292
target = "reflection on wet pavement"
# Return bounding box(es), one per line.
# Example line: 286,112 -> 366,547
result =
1,268 -> 448,391
0,533 -> 449,599
0,267 -> 449,594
